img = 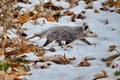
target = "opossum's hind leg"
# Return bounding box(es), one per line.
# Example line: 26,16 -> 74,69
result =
56,39 -> 63,46
43,39 -> 52,46
65,40 -> 73,45
80,38 -> 91,45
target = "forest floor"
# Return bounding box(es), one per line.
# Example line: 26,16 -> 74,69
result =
0,0 -> 120,80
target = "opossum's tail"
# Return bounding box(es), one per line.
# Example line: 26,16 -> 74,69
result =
26,30 -> 48,41
26,33 -> 43,41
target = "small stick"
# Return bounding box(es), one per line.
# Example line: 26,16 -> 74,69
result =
26,34 -> 38,41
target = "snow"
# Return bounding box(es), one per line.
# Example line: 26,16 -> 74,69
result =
18,52 -> 40,61
1,0 -> 120,80
53,1 -> 70,9
70,1 -> 86,14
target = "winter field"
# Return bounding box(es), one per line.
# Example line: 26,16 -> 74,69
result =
0,0 -> 120,80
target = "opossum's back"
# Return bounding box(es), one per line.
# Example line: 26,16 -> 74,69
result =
46,27 -> 77,40
47,27 -> 74,32
46,27 -> 75,35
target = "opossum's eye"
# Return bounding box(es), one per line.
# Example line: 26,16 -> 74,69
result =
83,23 -> 86,25
90,31 -> 93,33
84,26 -> 89,30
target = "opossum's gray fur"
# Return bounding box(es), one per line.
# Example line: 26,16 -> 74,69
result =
35,25 -> 93,46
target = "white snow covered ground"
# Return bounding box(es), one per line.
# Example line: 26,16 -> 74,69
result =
1,0 -> 120,80
23,0 -> 120,80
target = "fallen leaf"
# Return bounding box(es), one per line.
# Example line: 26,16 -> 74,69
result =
114,70 -> 120,76
105,53 -> 120,67
0,71 -> 20,80
84,57 -> 96,61
78,61 -> 90,67
63,53 -> 66,59
6,44 -> 45,58
15,71 -> 32,76
46,16 -> 56,22
40,54 -> 75,64
47,47 -> 56,52
71,14 -> 76,22
44,1 -> 63,11
66,0 -> 78,7
35,47 -> 45,56
85,3 -> 93,9
94,9 -> 99,13
99,7 -> 109,11
114,0 -> 120,8
31,11 -> 42,20
94,70 -> 108,80
109,45 -> 116,52
13,12 -> 19,18
35,50 -> 45,56
66,45 -> 73,48
85,0 -> 92,4
63,10 -> 75,16
117,9 -> 120,14
17,12 -> 30,25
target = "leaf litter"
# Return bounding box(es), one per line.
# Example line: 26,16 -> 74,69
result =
0,0 -> 120,80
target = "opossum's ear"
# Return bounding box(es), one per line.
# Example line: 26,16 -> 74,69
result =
82,23 -> 90,34
82,24 -> 89,31
84,26 -> 89,30
83,22 -> 88,26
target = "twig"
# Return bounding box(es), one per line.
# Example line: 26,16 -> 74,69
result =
115,48 -> 120,54
26,34 -> 39,41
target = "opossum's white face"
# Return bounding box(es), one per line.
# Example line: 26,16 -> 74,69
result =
82,23 -> 97,37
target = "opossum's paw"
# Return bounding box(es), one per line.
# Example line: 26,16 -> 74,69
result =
58,41 -> 66,46
90,43 -> 97,46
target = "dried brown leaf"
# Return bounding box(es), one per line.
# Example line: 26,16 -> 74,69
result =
46,16 -> 56,22
114,0 -> 120,8
94,70 -> 108,80
64,10 -> 75,16
78,61 -> 90,67
40,55 -> 75,64
105,53 -> 120,67
44,1 -> 63,11
109,45 -> 116,52
66,45 -> 73,48
47,47 -> 56,52
66,0 -> 78,7
94,9 -> 99,13
84,0 -> 92,4
15,71 -> 32,76
0,71 -> 20,80
84,57 -> 96,61
31,11 -> 42,20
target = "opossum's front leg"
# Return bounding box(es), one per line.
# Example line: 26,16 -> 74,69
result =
43,39 -> 53,46
56,39 -> 63,46
80,38 -> 91,45
56,39 -> 73,46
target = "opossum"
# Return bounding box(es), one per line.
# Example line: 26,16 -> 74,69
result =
35,23 -> 97,46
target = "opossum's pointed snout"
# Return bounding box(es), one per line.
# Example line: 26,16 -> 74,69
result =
86,33 -> 98,37
94,34 -> 98,37
83,22 -> 89,26
91,33 -> 98,37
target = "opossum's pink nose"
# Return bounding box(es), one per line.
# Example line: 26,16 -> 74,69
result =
90,34 -> 98,37
94,34 -> 98,37
87,33 -> 98,37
